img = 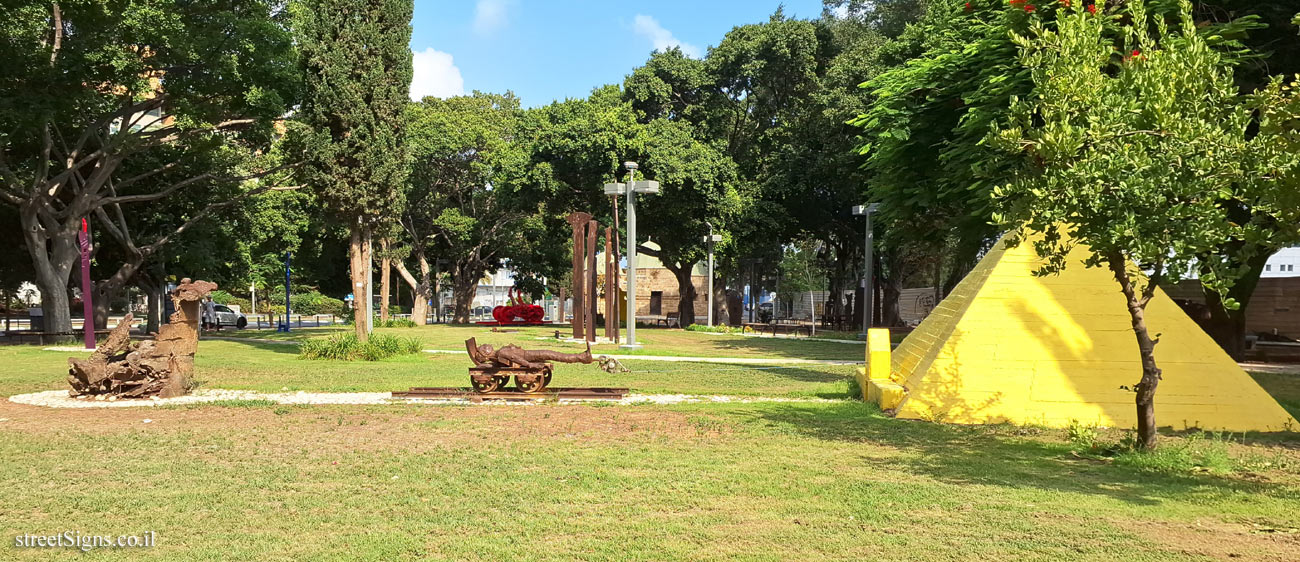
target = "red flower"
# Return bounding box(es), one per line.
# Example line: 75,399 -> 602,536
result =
1060,0 -> 1071,6
1024,3 -> 1036,12
1132,49 -> 1141,57
1087,4 -> 1096,14
1010,0 -> 1024,5
964,2 -> 972,11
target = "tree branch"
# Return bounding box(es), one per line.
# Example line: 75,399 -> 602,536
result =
49,2 -> 62,66
102,161 -> 302,205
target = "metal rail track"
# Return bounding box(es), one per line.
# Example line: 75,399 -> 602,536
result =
393,387 -> 629,401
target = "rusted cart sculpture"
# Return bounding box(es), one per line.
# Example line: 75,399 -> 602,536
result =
464,337 -> 593,393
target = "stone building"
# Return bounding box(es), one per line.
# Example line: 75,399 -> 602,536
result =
595,242 -> 708,321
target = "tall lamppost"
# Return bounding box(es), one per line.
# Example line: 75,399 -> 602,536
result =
703,227 -> 722,327
852,203 -> 880,338
604,161 -> 659,349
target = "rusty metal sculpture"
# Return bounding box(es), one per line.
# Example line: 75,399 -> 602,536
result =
464,337 -> 593,393
67,279 -> 217,399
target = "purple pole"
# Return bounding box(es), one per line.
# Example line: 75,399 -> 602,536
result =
79,218 -> 95,349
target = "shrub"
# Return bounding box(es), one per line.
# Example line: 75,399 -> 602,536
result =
686,324 -> 741,334
299,333 -> 422,361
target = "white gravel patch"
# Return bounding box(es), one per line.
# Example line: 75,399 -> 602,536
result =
8,389 -> 844,409
43,346 -> 95,352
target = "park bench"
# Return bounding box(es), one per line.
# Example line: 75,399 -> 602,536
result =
655,312 -> 681,328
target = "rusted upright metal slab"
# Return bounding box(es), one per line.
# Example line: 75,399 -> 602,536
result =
585,219 -> 598,343
566,212 -> 592,339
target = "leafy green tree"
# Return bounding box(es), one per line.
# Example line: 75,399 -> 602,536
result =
990,0 -> 1300,449
402,93 -> 545,324
295,0 -> 412,340
0,0 -> 297,333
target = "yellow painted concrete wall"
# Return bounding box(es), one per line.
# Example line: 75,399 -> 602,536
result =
890,236 -> 1298,432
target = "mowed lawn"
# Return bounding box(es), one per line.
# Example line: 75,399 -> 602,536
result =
212,323 -> 868,361
1,335 -> 1299,561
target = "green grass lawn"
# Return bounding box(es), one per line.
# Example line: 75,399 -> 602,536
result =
216,323 -> 867,361
2,329 -> 1299,561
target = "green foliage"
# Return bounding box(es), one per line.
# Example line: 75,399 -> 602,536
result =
263,290 -> 346,316
298,333 -> 421,361
293,0 -> 411,228
684,324 -> 742,334
378,317 -> 417,328
990,0 -> 1300,299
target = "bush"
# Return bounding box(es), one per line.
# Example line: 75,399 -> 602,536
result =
378,317 -> 417,328
299,333 -> 422,361
686,324 -> 742,334
263,291 -> 347,317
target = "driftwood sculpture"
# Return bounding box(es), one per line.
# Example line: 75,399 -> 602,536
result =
464,337 -> 593,393
67,279 -> 217,399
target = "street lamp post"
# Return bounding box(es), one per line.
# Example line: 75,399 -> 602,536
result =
604,162 -> 659,349
852,203 -> 880,338
703,228 -> 723,327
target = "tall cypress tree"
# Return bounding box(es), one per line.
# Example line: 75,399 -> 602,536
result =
295,0 -> 412,340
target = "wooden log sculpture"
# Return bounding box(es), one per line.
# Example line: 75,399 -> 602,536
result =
67,278 -> 217,399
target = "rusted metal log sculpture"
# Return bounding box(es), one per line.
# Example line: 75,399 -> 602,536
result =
464,337 -> 593,393
67,278 -> 217,399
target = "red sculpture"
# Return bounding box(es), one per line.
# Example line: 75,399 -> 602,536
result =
491,287 -> 545,325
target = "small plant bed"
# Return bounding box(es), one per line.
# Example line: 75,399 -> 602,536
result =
299,333 -> 422,361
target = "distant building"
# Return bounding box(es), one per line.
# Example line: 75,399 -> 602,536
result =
595,242 -> 708,320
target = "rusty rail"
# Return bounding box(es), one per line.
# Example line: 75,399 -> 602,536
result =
393,387 -> 629,401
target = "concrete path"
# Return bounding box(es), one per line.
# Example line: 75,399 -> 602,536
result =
1240,362 -> 1300,375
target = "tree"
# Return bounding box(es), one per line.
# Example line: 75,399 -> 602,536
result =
295,0 -> 412,340
402,93 -> 545,324
0,0 -> 298,334
990,0 -> 1300,449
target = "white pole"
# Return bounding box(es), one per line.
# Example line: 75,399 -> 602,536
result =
624,166 -> 639,348
366,237 -> 373,334
810,289 -> 817,337
251,284 -> 256,317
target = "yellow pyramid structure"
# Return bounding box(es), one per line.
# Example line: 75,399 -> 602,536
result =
881,235 -> 1298,432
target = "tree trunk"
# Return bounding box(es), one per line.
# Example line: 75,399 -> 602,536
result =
1107,253 -> 1162,450
881,276 -> 903,327
392,256 -> 429,326
379,239 -> 391,324
557,287 -> 567,325
667,262 -> 698,327
1201,251 -> 1267,360
348,225 -> 369,342
712,283 -> 728,325
452,271 -> 477,324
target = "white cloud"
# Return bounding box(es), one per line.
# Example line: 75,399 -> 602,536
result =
409,48 -> 465,101
473,0 -> 511,35
632,14 -> 701,58
830,5 -> 850,19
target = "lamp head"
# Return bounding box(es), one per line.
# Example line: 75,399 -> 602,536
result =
624,161 -> 639,171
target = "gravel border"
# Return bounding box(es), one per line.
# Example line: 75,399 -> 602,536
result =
8,389 -> 845,409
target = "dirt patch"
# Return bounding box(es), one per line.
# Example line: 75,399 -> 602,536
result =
0,400 -> 725,453
1126,517 -> 1300,561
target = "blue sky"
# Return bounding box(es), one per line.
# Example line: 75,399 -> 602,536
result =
409,0 -> 828,107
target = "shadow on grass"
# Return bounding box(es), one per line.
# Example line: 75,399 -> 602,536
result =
205,339 -> 301,356
740,401 -> 1300,507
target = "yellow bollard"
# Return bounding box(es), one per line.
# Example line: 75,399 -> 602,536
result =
867,328 -> 891,381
